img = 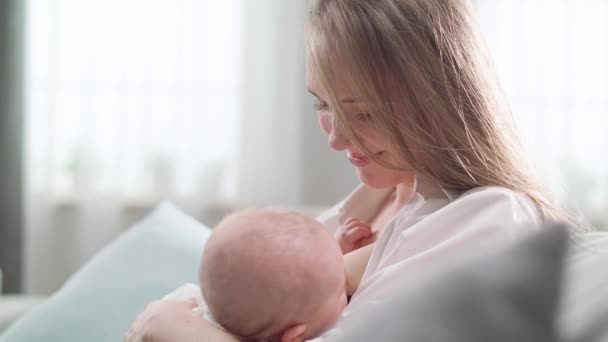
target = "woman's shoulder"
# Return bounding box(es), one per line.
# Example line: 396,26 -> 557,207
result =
388,184 -> 539,225
319,184 -> 540,234
445,185 -> 540,225
458,185 -> 533,202
388,185 -> 541,248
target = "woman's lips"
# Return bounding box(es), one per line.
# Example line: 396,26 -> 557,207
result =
347,152 -> 383,167
348,154 -> 371,167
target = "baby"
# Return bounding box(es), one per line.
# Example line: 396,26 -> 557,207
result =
166,208 -> 372,341
200,208 -> 349,341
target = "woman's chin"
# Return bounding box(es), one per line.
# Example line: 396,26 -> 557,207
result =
356,169 -> 396,189
355,165 -> 415,189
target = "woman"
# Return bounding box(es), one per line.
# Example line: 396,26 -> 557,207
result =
125,0 -> 585,340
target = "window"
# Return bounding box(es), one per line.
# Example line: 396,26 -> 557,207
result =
25,0 -> 243,203
477,0 -> 608,228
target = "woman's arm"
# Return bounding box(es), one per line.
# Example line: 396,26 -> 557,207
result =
124,300 -> 239,342
344,243 -> 375,296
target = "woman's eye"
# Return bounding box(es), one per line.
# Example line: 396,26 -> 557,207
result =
355,113 -> 372,121
313,102 -> 330,111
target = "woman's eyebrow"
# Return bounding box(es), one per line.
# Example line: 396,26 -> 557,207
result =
307,87 -> 321,98
340,97 -> 361,104
307,88 -> 362,103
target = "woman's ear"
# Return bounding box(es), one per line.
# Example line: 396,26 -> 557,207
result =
280,323 -> 307,342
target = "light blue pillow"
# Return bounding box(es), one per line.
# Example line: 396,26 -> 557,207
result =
0,202 -> 211,342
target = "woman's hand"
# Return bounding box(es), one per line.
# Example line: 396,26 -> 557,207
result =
334,217 -> 373,254
124,299 -> 238,342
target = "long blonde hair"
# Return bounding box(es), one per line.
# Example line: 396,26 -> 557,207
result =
306,0 -> 588,232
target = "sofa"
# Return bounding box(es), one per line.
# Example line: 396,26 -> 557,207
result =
0,203 -> 606,342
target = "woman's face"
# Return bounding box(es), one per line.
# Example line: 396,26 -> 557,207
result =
306,60 -> 415,189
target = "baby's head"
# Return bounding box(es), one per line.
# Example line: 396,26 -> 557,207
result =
200,208 -> 346,342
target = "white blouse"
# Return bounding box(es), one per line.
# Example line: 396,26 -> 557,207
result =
316,176 -> 541,335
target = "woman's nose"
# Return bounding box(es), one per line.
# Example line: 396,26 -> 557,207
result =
328,125 -> 349,151
319,111 -> 349,151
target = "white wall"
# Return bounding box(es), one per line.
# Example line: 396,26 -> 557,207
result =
238,0 -> 358,207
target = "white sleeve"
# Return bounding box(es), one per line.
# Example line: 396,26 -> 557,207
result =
345,186 -> 541,315
162,283 -> 218,326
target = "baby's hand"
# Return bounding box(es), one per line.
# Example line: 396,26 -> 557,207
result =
334,217 -> 373,254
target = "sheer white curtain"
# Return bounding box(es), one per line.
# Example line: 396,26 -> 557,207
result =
476,0 -> 608,229
25,0 -> 243,293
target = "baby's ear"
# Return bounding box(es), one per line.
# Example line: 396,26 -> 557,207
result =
280,323 -> 307,342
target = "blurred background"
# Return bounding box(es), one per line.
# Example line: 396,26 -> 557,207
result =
0,0 -> 606,296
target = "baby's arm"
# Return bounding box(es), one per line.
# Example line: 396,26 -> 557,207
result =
334,217 -> 375,295
344,243 -> 375,296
